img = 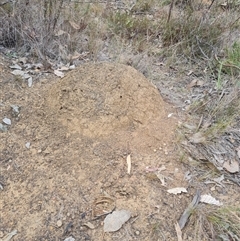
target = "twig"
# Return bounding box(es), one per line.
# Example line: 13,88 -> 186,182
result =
196,36 -> 210,60
13,160 -> 22,174
196,115 -> 203,132
167,0 -> 175,23
208,0 -> 215,10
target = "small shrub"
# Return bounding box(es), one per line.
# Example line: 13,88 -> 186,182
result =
108,11 -> 156,40
130,0 -> 154,13
221,41 -> 240,76
208,207 -> 240,240
162,9 -> 223,59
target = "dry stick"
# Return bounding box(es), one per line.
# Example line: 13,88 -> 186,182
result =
196,115 -> 203,132
52,0 -> 64,32
208,0 -> 215,10
167,0 -> 175,24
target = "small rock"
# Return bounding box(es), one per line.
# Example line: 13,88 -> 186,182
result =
3,117 -> 11,125
64,237 -> 75,241
104,210 -> 131,232
11,105 -> 20,116
0,123 -> 7,132
25,142 -> 31,149
57,220 -> 63,227
135,230 -> 140,235
0,230 -> 4,238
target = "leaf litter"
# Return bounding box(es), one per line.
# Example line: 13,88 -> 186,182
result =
200,194 -> 223,206
167,187 -> 188,195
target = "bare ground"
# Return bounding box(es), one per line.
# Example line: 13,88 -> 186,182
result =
0,57 -> 239,241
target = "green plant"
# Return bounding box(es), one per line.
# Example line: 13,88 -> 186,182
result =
208,207 -> 240,240
218,41 -> 240,78
185,206 -> 240,240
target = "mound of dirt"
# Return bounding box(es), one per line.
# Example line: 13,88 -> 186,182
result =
43,63 -> 175,153
46,63 -> 166,136
1,62 -> 181,241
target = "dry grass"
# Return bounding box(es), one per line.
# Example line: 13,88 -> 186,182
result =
185,205 -> 240,240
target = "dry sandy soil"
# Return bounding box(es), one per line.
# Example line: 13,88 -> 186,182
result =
0,57 -> 239,241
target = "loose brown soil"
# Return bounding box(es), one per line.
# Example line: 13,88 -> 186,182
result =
0,59 -> 239,241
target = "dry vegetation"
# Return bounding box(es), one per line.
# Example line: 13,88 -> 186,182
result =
1,0 -> 240,240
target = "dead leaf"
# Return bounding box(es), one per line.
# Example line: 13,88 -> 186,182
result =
10,64 -> 22,70
187,70 -> 194,76
23,73 -> 31,79
127,154 -> 131,174
1,230 -> 17,241
145,165 -> 166,172
175,222 -> 183,241
212,174 -> 224,184
69,21 -> 81,30
236,146 -> 240,159
223,160 -> 239,173
58,66 -> 70,71
187,79 -> 204,89
27,77 -> 33,87
54,70 -> 64,78
69,52 -> 81,60
11,70 -> 25,76
178,190 -> 201,229
83,222 -> 95,229
167,187 -> 187,195
182,123 -> 197,131
55,29 -> 67,36
200,194 -> 223,206
155,172 -> 166,186
189,132 -> 206,144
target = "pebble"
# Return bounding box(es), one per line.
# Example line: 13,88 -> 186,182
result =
0,231 -> 4,238
64,237 -> 75,241
57,220 -> 63,227
135,230 -> 140,235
